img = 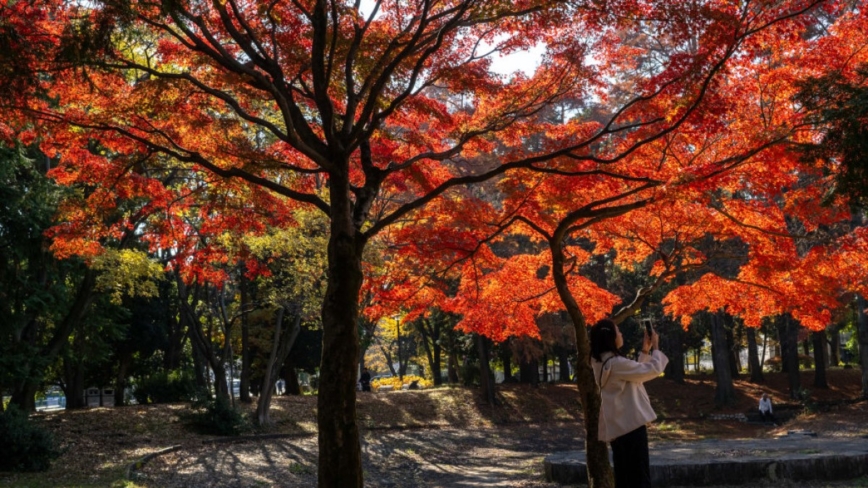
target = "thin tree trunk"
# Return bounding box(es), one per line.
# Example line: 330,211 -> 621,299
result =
829,324 -> 841,366
502,343 -> 513,382
189,327 -> 209,395
558,349 -> 571,382
711,312 -> 736,406
164,281 -> 185,372
115,353 -> 133,406
239,272 -> 252,403
256,308 -> 301,426
432,341 -> 442,386
551,238 -> 614,488
812,331 -> 828,389
10,271 -> 97,412
761,328 -> 768,368
447,349 -> 460,384
417,318 -> 442,385
746,327 -> 764,383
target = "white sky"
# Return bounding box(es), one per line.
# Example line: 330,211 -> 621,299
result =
357,0 -> 545,78
489,44 -> 545,77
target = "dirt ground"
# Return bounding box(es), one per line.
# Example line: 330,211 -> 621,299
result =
1,368 -> 866,487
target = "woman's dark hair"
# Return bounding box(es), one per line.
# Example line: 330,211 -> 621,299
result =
589,318 -> 620,362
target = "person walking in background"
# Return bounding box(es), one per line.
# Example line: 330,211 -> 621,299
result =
758,393 -> 776,424
590,318 -> 669,488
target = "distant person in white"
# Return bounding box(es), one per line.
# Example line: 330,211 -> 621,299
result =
758,393 -> 775,424
591,318 -> 668,488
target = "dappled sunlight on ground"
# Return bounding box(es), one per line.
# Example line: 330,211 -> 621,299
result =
2,369 -> 864,487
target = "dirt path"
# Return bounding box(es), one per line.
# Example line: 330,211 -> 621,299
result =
135,423 -> 582,487
135,412 -> 868,488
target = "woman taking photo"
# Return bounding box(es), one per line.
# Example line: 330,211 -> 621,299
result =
590,318 -> 668,488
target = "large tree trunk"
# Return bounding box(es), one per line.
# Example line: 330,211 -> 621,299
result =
317,174 -> 364,488
519,357 -> 540,385
711,312 -> 736,406
857,296 -> 868,399
476,334 -> 496,405
777,315 -> 802,400
725,319 -> 740,378
61,354 -> 87,410
256,308 -> 301,426
284,357 -> 302,395
812,330 -> 828,389
10,382 -> 38,413
551,240 -> 614,488
746,326 -> 764,383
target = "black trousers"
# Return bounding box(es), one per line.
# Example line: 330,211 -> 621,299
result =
610,425 -> 651,488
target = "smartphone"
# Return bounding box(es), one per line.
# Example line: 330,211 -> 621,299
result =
642,319 -> 654,336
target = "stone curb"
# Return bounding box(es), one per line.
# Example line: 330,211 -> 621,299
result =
545,437 -> 868,486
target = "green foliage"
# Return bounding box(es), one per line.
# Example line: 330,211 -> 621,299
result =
184,396 -> 249,436
0,145 -> 69,392
132,369 -> 195,404
0,407 -> 59,472
796,64 -> 868,205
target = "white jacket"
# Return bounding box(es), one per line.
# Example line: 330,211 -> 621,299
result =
592,350 -> 668,442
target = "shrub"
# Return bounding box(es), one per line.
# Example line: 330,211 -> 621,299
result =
371,375 -> 432,391
184,396 -> 249,436
0,407 -> 59,472
132,369 -> 196,404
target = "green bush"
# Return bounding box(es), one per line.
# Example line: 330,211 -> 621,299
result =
132,369 -> 195,404
184,396 -> 249,436
0,407 -> 59,472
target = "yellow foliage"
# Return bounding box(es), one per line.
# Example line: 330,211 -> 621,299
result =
91,249 -> 164,304
371,375 -> 432,391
